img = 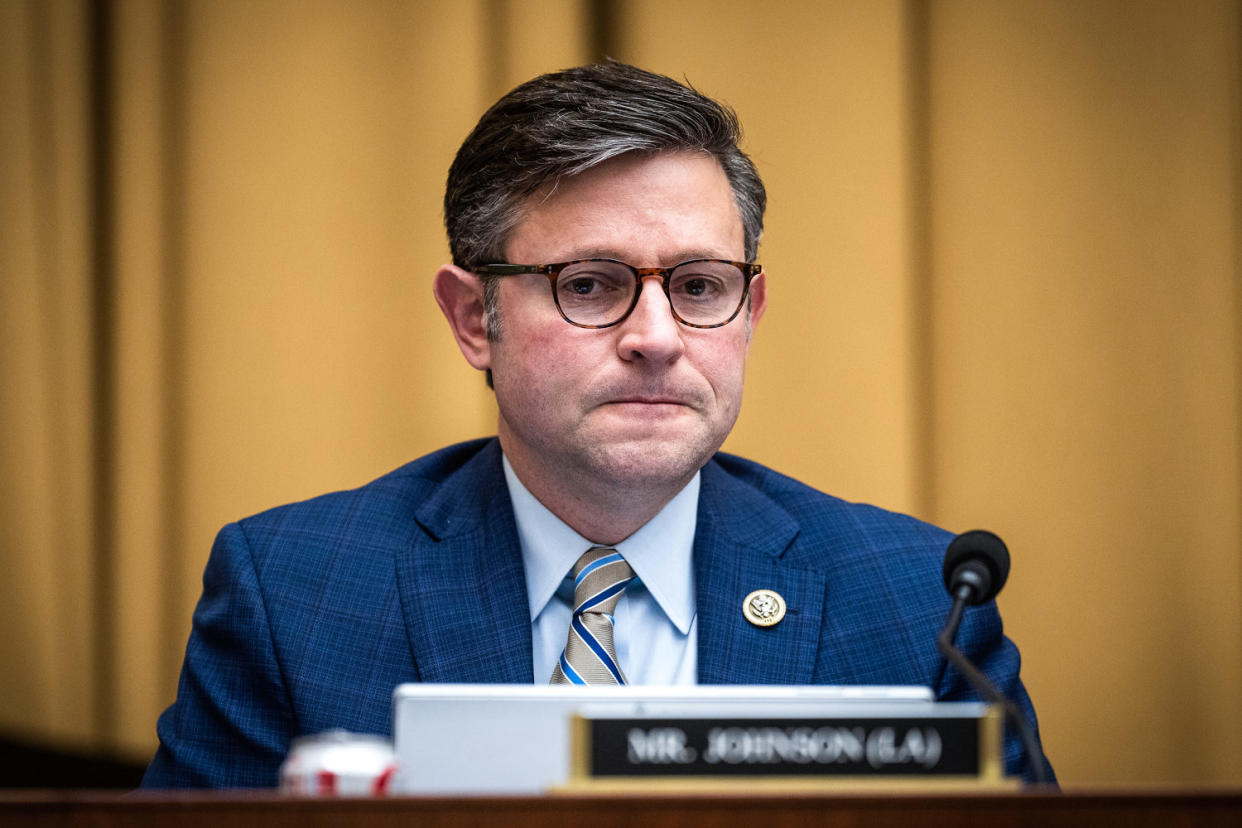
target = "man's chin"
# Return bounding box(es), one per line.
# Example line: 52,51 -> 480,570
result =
584,437 -> 716,489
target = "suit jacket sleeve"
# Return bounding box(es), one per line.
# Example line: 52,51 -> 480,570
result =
142,521 -> 294,788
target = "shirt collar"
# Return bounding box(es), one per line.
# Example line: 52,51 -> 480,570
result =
502,454 -> 698,634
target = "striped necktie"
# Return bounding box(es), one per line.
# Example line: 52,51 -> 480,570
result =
549,547 -> 635,685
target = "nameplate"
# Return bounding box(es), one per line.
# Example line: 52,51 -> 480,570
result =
571,709 -> 1002,783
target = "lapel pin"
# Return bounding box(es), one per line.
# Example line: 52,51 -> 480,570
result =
742,589 -> 786,627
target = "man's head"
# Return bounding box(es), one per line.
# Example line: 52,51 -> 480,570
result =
434,63 -> 768,542
444,62 -> 766,339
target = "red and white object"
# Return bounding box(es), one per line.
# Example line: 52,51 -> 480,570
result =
279,730 -> 397,796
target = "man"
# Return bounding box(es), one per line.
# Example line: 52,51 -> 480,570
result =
142,62 -> 1054,787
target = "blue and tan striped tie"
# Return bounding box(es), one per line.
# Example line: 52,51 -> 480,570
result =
549,547 -> 636,685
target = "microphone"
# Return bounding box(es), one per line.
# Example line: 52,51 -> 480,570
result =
936,530 -> 1051,786
943,529 -> 1010,606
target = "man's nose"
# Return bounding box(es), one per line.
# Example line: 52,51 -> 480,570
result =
616,275 -> 685,363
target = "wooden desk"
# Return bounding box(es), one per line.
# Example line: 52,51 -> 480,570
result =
3,790 -> 1241,828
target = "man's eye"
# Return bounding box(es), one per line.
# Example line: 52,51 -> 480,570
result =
673,276 -> 723,299
559,268 -> 627,298
567,278 -> 599,295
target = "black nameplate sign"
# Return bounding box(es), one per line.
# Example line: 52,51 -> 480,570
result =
579,716 -> 986,778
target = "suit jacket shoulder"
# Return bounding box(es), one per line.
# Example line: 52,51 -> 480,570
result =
143,438 -> 517,788
694,452 -> 953,688
706,451 -> 952,560
695,452 -> 1053,782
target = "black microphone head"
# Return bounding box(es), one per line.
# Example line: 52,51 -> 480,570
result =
943,530 -> 1011,605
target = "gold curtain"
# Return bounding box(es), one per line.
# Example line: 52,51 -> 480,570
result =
2,0 -> 1239,787
2,0 -> 99,753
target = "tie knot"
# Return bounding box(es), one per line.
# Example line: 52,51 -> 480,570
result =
571,546 -> 634,616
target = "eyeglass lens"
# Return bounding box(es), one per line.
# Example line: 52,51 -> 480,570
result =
555,260 -> 746,326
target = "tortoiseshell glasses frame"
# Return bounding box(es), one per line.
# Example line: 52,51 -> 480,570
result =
473,258 -> 762,329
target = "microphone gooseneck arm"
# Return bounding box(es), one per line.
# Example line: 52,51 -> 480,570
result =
938,532 -> 1051,787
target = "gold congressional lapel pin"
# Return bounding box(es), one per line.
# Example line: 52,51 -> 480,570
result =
742,589 -> 787,627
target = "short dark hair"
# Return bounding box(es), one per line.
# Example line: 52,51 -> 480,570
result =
444,62 -> 766,275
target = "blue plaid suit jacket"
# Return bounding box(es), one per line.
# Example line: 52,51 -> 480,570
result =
142,437 -> 1054,787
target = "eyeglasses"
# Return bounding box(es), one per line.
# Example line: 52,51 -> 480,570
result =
473,258 -> 762,329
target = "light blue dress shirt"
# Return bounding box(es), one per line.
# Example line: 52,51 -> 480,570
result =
501,455 -> 698,685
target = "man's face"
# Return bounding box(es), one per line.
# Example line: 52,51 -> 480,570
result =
485,151 -> 766,500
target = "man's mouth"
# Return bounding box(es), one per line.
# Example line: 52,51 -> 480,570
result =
598,398 -> 696,422
609,396 -> 686,405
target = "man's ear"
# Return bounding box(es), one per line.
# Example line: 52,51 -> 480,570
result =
746,270 -> 768,337
433,264 -> 492,371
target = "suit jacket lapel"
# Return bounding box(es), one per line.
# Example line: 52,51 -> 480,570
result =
695,460 -> 827,685
396,439 -> 535,684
